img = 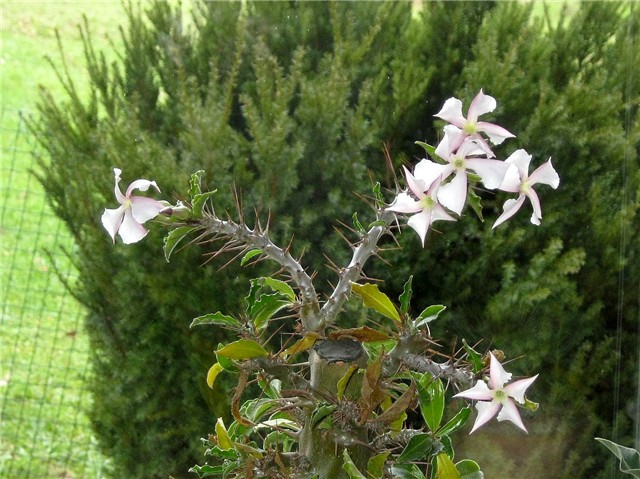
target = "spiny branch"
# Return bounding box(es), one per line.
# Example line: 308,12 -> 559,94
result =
201,213 -> 321,332
317,208 -> 396,330
384,332 -> 475,388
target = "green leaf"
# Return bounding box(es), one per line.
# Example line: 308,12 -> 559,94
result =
415,141 -> 440,161
216,339 -> 268,360
462,339 -> 484,374
416,375 -> 445,432
188,464 -> 225,478
337,364 -> 359,401
595,438 -> 640,477
250,293 -> 290,332
311,404 -> 336,429
190,312 -> 242,329
390,463 -> 426,479
367,452 -> 389,479
396,433 -> 434,463
438,407 -> 471,437
245,279 -> 262,312
399,275 -> 413,315
351,282 -> 401,322
261,277 -> 296,302
215,417 -> 234,450
466,189 -> 483,222
192,190 -> 218,218
206,362 -> 224,389
257,377 -> 281,400
353,212 -> 365,234
523,397 -> 539,412
281,333 -> 320,357
215,343 -> 239,372
415,304 -> 446,328
342,449 -> 367,479
242,398 -> 280,424
372,182 -> 385,208
263,430 -> 295,452
203,445 -> 239,460
240,248 -> 263,266
163,226 -> 198,261
456,459 -> 484,479
189,170 -> 205,197
233,441 -> 265,458
436,452 -> 461,479
440,434 -> 454,459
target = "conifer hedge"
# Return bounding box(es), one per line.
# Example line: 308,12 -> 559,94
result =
32,1 -> 638,478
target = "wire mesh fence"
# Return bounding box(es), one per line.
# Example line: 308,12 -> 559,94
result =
1,108 -> 106,478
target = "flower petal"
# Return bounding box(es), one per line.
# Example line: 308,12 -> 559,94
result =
488,352 -> 512,390
529,158 -> 560,189
413,160 -> 450,191
492,195 -> 525,228
476,121 -> 515,145
435,125 -> 467,158
118,209 -> 149,244
496,398 -> 528,432
387,192 -> 423,214
403,167 -> 429,199
504,149 -> 532,179
407,210 -> 431,246
438,171 -> 467,215
101,206 -> 125,243
504,374 -> 538,404
497,164 -> 522,193
434,97 -> 466,127
113,168 -> 125,204
453,380 -> 493,401
126,178 -> 161,196
466,158 -> 510,190
467,89 -> 496,121
456,137 -> 487,158
470,400 -> 501,434
130,196 -> 165,224
526,188 -> 543,225
431,203 -> 458,223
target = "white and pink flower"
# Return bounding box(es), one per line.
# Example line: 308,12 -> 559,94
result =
387,166 -> 456,246
435,89 -> 515,152
431,126 -> 510,215
493,149 -> 560,228
454,352 -> 538,434
101,168 -> 166,244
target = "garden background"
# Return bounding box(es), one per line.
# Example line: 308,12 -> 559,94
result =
1,1 -> 638,479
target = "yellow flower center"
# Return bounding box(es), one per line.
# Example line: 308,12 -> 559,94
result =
494,389 -> 507,402
453,155 -> 466,170
421,196 -> 435,210
463,121 -> 478,135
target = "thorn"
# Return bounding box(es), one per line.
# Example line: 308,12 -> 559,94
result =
322,254 -> 342,274
333,225 -> 357,250
383,141 -> 399,188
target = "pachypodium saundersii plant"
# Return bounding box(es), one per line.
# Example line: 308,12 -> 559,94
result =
102,91 -> 558,479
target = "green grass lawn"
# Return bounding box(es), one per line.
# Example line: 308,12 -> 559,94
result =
1,2 -> 131,477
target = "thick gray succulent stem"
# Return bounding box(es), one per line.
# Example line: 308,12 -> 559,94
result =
202,215 -> 321,331
385,333 -> 475,388
318,208 -> 396,331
